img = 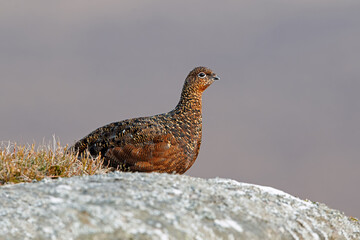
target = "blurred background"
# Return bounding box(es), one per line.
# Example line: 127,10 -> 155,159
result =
1,1 -> 359,218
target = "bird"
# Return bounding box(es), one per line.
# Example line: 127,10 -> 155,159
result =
70,66 -> 219,174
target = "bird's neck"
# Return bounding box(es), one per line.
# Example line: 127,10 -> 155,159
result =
174,86 -> 203,116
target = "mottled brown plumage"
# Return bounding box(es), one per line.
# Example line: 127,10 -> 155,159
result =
70,66 -> 219,174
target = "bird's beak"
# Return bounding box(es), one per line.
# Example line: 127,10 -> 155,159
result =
212,74 -> 220,81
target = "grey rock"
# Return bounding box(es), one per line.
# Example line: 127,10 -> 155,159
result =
0,172 -> 359,240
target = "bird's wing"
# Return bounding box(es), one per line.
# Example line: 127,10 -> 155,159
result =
72,116 -> 186,173
105,132 -> 183,173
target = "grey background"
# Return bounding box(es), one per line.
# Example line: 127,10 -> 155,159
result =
1,1 -> 359,218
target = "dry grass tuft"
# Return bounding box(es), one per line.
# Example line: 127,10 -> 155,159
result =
0,137 -> 110,185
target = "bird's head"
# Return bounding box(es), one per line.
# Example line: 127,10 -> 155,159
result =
184,66 -> 220,92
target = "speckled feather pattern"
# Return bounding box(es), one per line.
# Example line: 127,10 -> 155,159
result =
71,66 -> 219,174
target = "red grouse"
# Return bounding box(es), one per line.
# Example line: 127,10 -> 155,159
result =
70,66 -> 219,174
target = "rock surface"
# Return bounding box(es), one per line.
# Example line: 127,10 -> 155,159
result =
0,172 -> 359,240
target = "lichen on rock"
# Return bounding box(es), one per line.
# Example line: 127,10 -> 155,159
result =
0,172 -> 359,240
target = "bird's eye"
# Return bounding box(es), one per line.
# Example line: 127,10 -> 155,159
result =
198,72 -> 206,78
